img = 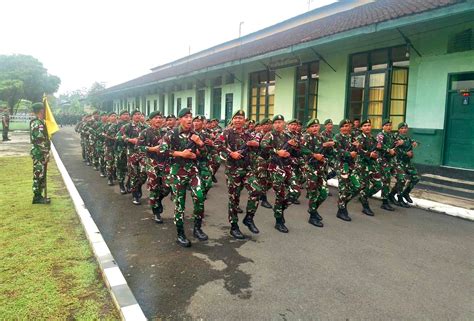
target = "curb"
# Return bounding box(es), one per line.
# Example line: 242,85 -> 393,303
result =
51,143 -> 147,321
327,179 -> 474,221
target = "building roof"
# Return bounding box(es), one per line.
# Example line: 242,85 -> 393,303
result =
102,0 -> 462,95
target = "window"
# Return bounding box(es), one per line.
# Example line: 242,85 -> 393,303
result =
212,88 -> 222,120
177,98 -> 182,113
249,70 -> 275,121
294,61 -> 319,122
347,46 -> 409,129
153,99 -> 158,111
448,29 -> 473,53
187,97 -> 192,109
197,90 -> 205,115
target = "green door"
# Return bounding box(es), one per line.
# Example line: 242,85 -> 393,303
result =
444,74 -> 474,169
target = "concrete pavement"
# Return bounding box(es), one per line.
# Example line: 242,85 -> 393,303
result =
53,127 -> 474,320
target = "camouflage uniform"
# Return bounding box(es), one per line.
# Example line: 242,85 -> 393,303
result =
394,130 -> 419,200
30,114 -> 50,202
356,131 -> 382,205
376,129 -> 406,201
334,130 -> 361,211
194,127 -> 214,197
103,121 -> 117,182
96,119 -> 108,175
218,127 -> 261,225
321,127 -> 336,179
137,125 -> 170,214
159,126 -> 204,227
74,118 -> 87,162
113,120 -> 129,187
260,128 -> 301,220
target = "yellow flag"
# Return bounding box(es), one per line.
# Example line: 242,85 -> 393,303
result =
43,94 -> 59,139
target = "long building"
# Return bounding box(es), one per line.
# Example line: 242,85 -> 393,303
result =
98,0 -> 474,174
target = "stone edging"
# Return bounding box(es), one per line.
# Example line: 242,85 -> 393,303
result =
50,143 -> 147,321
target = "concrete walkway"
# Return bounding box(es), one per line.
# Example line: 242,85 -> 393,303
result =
51,127 -> 474,320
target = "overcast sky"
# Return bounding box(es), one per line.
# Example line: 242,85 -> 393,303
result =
0,0 -> 336,94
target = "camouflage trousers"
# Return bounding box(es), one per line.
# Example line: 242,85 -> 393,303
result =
32,157 -> 47,196
104,145 -> 115,178
146,159 -> 171,210
268,163 -> 301,219
127,152 -> 147,193
169,167 -> 204,228
225,167 -> 261,224
380,158 -> 406,200
197,160 -> 213,196
87,140 -> 98,166
293,160 -> 306,188
336,161 -> 361,209
209,152 -> 221,176
306,165 -> 328,213
114,149 -> 128,183
255,157 -> 272,193
358,161 -> 382,203
96,144 -> 105,172
398,161 -> 419,195
326,154 -> 337,179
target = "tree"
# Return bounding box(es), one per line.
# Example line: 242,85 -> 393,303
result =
0,54 -> 61,113
87,81 -> 106,109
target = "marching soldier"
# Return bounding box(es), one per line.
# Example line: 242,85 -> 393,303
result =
159,108 -> 208,247
218,110 -> 261,239
394,122 -> 420,205
30,102 -> 51,204
97,112 -> 108,177
113,110 -> 130,193
287,119 -> 304,204
260,115 -> 301,233
193,115 -> 214,197
334,119 -> 361,221
356,119 -> 382,216
256,118 -> 273,209
103,112 -> 118,186
322,119 -> 337,181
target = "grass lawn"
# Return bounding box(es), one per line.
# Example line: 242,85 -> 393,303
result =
4,122 -> 30,131
0,156 -> 120,320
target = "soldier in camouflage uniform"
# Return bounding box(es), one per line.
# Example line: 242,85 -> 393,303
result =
117,110 -> 147,205
218,110 -> 261,239
207,118 -> 222,183
255,118 -> 273,209
96,112 -> 109,177
193,115 -> 214,197
394,122 -> 420,206
260,115 -> 301,233
89,111 -> 101,170
164,114 -> 177,131
322,119 -> 337,181
376,119 -> 406,211
137,111 -> 170,223
103,112 -> 118,186
352,118 -> 361,138
301,118 -> 333,227
334,119 -> 361,221
159,108 -> 208,247
287,119 -> 304,204
356,119 -> 382,216
75,115 -> 89,162
112,110 -> 130,193
30,102 -> 51,204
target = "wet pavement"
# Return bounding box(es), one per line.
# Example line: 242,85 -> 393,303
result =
53,127 -> 474,320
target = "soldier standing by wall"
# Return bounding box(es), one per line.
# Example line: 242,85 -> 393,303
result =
30,102 -> 51,204
159,108 -> 208,247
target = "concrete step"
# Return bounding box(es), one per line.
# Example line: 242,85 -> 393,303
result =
417,180 -> 474,201
421,174 -> 474,191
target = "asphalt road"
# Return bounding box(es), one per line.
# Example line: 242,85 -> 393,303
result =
53,127 -> 474,320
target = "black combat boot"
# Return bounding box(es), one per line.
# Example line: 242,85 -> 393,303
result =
388,191 -> 400,206
100,168 -> 106,177
137,184 -> 143,199
152,207 -> 163,224
381,199 -> 395,211
212,175 -> 218,183
236,207 -> 243,213
119,181 -> 127,194
260,194 -> 273,209
336,207 -> 351,221
230,223 -> 245,239
274,217 -> 289,233
359,197 -> 374,216
308,209 -> 323,221
32,194 -> 51,204
397,194 -> 410,208
402,192 -> 413,204
193,219 -> 208,241
292,198 -> 301,205
107,176 -> 114,186
125,179 -> 131,193
308,212 -> 323,227
132,192 -> 141,205
156,196 -> 164,214
243,213 -> 259,234
176,227 -> 191,247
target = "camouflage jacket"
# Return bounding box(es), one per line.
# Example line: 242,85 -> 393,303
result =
394,133 -> 415,163
218,127 -> 253,171
137,126 -> 167,163
260,130 -> 295,167
301,132 -> 326,169
159,126 -> 199,175
356,132 -> 378,165
30,118 -> 50,160
334,133 -> 356,164
117,121 -> 146,154
376,130 -> 396,160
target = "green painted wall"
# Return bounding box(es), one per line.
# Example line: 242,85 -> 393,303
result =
274,67 -> 295,117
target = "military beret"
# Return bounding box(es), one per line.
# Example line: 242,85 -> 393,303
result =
360,118 -> 371,126
260,117 -> 272,125
231,110 -> 245,119
211,118 -> 219,122
31,102 -> 44,112
306,118 -> 320,127
324,119 -> 333,125
339,118 -> 351,127
119,110 -> 129,116
287,119 -> 299,125
382,118 -> 392,126
108,111 -> 117,116
100,112 -> 108,116
166,114 -> 176,120
178,108 -> 192,118
272,114 -> 284,122
398,122 -> 408,129
148,111 -> 162,120
130,109 -> 141,117
193,115 -> 206,121
248,119 -> 255,124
